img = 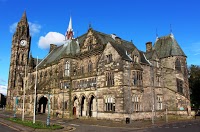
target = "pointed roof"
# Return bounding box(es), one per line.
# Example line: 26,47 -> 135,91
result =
20,11 -> 28,24
66,17 -> 73,40
67,17 -> 73,32
153,34 -> 186,58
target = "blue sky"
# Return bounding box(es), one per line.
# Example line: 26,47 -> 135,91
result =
0,0 -> 200,95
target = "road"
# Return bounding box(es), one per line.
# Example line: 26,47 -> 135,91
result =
0,110 -> 200,132
0,121 -> 18,132
57,122 -> 140,132
144,120 -> 200,132
61,120 -> 200,132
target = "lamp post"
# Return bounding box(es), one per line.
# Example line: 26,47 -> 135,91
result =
47,92 -> 50,126
33,56 -> 38,124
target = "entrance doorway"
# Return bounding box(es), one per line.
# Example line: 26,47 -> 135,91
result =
89,95 -> 95,117
80,96 -> 85,116
73,107 -> 76,115
38,96 -> 48,113
73,96 -> 78,116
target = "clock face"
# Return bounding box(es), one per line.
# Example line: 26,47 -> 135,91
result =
20,40 -> 27,46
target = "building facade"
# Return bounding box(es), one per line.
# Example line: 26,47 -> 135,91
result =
7,12 -> 191,120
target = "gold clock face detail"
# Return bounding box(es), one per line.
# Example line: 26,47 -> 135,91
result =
20,40 -> 27,46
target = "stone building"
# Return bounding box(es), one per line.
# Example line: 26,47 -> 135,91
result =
7,12 -> 191,120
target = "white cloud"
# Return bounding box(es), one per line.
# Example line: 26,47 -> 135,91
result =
9,22 -> 41,36
29,22 -> 41,35
0,85 -> 7,96
38,32 -> 65,49
9,22 -> 17,33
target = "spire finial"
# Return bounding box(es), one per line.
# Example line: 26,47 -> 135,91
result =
156,28 -> 158,38
20,11 -> 28,24
65,16 -> 73,40
89,22 -> 92,29
170,24 -> 173,34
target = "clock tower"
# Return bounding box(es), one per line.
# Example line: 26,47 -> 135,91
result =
7,11 -> 31,109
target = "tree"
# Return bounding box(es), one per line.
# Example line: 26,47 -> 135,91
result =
188,65 -> 200,110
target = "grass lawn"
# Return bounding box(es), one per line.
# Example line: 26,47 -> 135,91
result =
7,118 -> 63,130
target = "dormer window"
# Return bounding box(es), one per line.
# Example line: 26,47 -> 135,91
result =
106,54 -> 113,63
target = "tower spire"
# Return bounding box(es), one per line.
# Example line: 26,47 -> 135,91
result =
66,16 -> 73,40
20,11 -> 28,23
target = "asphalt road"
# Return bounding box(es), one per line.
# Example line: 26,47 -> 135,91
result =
0,121 -> 18,132
63,120 -> 200,132
0,110 -> 200,132
144,120 -> 200,132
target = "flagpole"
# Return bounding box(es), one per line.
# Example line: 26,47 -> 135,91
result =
33,56 -> 38,124
22,65 -> 26,121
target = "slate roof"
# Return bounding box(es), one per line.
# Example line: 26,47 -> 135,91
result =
37,39 -> 80,68
153,34 -> 186,58
139,50 -> 151,65
35,28 -> 139,68
77,29 -> 136,52
109,41 -> 132,61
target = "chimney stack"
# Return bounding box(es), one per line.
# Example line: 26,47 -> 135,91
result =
146,42 -> 152,52
49,44 -> 57,53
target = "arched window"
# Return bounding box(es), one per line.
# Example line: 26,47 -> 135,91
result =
175,59 -> 181,71
177,78 -> 183,94
81,66 -> 84,74
88,60 -> 93,73
21,54 -> 24,62
64,61 -> 70,76
105,96 -> 115,111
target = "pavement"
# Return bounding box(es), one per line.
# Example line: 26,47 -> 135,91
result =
0,109 -> 199,132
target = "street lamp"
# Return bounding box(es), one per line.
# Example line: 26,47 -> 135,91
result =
47,92 -> 51,126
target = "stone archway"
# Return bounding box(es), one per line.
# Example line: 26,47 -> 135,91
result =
73,96 -> 79,116
89,95 -> 95,117
38,96 -> 48,113
80,96 -> 86,116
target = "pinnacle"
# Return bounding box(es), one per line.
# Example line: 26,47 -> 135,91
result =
20,11 -> 28,23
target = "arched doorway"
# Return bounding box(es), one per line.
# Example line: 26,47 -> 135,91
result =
80,96 -> 86,116
38,96 -> 48,114
89,95 -> 95,117
73,107 -> 76,116
73,96 -> 78,116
